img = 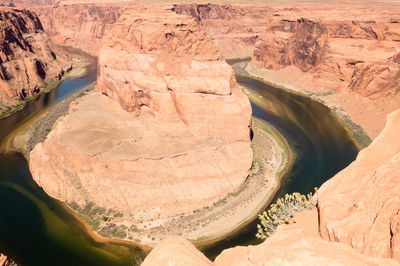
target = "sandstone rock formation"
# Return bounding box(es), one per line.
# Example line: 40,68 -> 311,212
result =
32,4 -> 123,55
251,5 -> 400,137
318,109 -> 400,261
30,8 -> 252,227
142,108 -> 400,265
0,8 -> 70,109
141,236 -> 213,266
142,210 -> 399,265
172,3 -> 271,58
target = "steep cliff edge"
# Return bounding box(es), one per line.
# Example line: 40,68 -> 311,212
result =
30,8 -> 252,243
142,210 -> 399,265
32,4 -> 123,55
318,109 -> 400,260
251,5 -> 400,137
0,8 -> 70,112
172,3 -> 270,58
142,109 -> 400,264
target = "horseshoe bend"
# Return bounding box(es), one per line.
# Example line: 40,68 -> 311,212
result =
0,1 -> 400,265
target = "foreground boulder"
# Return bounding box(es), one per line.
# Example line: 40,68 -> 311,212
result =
30,8 -> 252,234
142,210 -> 398,265
318,109 -> 400,261
141,236 -> 213,266
0,8 -> 70,109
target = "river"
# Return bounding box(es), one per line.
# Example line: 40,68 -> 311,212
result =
0,49 -> 147,266
0,55 -> 359,265
202,74 -> 359,258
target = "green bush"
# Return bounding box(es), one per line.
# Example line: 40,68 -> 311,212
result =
256,189 -> 317,239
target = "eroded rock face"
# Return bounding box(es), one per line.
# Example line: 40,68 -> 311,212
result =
0,8 -> 69,107
32,4 -> 123,55
318,109 -> 400,261
172,3 -> 271,58
252,15 -> 400,96
251,5 -> 400,137
30,8 -> 252,223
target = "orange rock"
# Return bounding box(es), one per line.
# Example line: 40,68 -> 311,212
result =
142,210 -> 399,265
141,236 -> 213,266
250,4 -> 400,137
0,8 -> 70,107
172,3 -> 271,58
30,8 -> 252,225
32,4 -> 123,55
318,109 -> 400,261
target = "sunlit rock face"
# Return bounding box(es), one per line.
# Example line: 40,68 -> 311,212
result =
0,8 -> 70,108
30,8 -> 252,223
318,109 -> 400,261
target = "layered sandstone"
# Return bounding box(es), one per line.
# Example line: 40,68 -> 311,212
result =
172,3 -> 271,58
32,4 -> 123,55
30,8 -> 252,227
318,109 -> 400,260
251,4 -> 400,137
0,8 -> 70,109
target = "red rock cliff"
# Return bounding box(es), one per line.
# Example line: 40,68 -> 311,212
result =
32,4 -> 123,55
250,5 -> 400,137
0,8 -> 69,109
172,3 -> 271,58
318,109 -> 400,261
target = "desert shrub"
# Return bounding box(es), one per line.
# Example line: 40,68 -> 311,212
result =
99,223 -> 127,238
256,189 -> 317,239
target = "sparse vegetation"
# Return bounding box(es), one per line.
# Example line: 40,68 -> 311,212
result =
256,190 -> 317,239
99,223 -> 127,238
332,108 -> 372,149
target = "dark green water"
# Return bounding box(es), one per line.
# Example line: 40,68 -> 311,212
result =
0,49 -> 147,266
202,75 -> 359,259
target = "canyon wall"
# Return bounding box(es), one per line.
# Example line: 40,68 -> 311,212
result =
32,4 -> 123,55
251,5 -> 400,137
142,109 -> 400,265
172,3 -> 270,58
0,8 -> 70,109
30,7 -> 252,228
318,109 -> 400,260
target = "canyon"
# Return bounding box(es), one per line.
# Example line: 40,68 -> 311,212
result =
142,108 -> 400,265
249,4 -> 400,138
0,7 -> 71,113
1,1 -> 400,265
29,6 -> 253,243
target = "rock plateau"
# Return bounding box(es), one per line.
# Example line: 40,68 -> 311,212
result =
30,7 -> 252,229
